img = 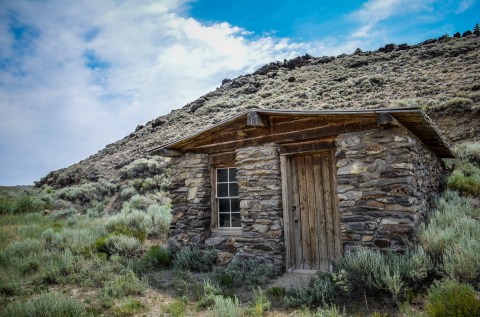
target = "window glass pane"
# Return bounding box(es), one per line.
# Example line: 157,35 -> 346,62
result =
228,168 -> 237,181
217,183 -> 228,197
229,183 -> 238,197
231,213 -> 241,227
217,169 -> 228,182
231,199 -> 240,212
218,199 -> 230,213
219,213 -> 231,227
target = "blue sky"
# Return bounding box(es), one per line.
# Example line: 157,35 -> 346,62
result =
0,0 -> 479,185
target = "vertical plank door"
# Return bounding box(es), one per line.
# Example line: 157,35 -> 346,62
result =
287,151 -> 341,271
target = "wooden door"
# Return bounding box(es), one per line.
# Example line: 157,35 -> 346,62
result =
281,151 -> 341,271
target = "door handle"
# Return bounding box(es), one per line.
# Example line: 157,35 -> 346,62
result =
292,206 -> 298,223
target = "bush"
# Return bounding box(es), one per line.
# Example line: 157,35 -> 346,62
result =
214,258 -> 280,287
246,288 -> 271,316
284,273 -> 338,308
198,279 -> 223,308
96,234 -> 143,258
212,295 -> 241,317
294,306 -> 345,317
454,142 -> 480,165
15,194 -> 42,213
173,245 -> 218,272
101,270 -> 146,299
163,300 -> 186,317
41,227 -> 99,255
143,245 -> 172,269
0,197 -> 15,214
447,162 -> 480,197
120,186 -> 137,200
338,247 -> 431,300
442,236 -> 480,283
119,158 -> 166,179
148,204 -> 172,237
425,279 -> 480,317
2,292 -> 87,317
0,239 -> 43,265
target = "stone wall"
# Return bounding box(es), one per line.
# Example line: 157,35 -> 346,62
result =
235,144 -> 284,267
168,153 -> 211,250
335,126 -> 443,251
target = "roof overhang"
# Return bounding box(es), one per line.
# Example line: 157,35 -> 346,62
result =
149,107 -> 453,158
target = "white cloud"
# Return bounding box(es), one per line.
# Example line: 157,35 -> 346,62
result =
349,0 -> 435,38
0,0 -> 310,185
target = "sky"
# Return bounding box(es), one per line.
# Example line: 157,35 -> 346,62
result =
0,0 -> 478,185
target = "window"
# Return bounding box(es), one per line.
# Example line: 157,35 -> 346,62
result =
216,167 -> 241,228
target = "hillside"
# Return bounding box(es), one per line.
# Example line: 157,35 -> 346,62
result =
37,34 -> 480,188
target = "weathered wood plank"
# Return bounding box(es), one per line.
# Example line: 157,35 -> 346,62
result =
279,139 -> 336,154
280,155 -> 293,272
291,156 -> 302,269
313,153 -> 328,271
322,154 -> 335,266
305,155 -> 318,270
297,156 -> 311,270
184,120 -> 378,154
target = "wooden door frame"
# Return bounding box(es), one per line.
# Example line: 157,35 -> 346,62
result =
280,149 -> 341,273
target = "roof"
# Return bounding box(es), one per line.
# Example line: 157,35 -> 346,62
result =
150,107 -> 453,158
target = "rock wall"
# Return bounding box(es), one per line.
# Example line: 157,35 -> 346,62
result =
335,126 -> 443,251
168,153 -> 211,250
234,144 -> 284,267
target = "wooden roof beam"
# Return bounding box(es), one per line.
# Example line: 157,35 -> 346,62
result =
247,110 -> 269,127
377,113 -> 400,129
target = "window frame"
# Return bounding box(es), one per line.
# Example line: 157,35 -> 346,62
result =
211,165 -> 242,234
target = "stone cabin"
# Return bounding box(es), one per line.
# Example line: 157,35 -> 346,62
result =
151,107 -> 453,272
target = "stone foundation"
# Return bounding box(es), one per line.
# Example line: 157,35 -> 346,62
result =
335,126 -> 443,251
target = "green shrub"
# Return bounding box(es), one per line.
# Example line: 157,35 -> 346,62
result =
245,288 -> 271,316
104,210 -> 151,240
143,245 -> 172,269
41,227 -> 99,255
96,234 -> 143,258
147,204 -> 172,237
101,270 -> 146,299
120,186 -> 137,200
2,292 -> 87,317
15,194 -> 42,213
119,158 -> 166,179
197,279 -> 223,308
338,247 -> 430,300
284,273 -> 337,308
163,299 -> 186,317
454,142 -> 480,165
112,298 -> 146,316
0,238 -> 43,265
425,279 -> 480,317
121,194 -> 148,213
212,295 -> 241,317
173,245 -> 218,272
442,236 -> 480,283
294,305 -> 345,317
447,163 -> 480,197
0,197 -> 16,214
214,258 -> 279,287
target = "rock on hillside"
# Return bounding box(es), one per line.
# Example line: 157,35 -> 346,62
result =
37,35 -> 480,188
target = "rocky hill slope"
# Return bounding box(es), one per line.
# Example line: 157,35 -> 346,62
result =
37,35 -> 480,188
